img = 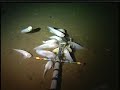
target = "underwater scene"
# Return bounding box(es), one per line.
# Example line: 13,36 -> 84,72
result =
1,3 -> 118,90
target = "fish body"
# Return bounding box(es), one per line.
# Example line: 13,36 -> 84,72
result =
35,49 -> 56,59
42,39 -> 58,44
49,35 -> 63,42
21,26 -> 32,33
43,61 -> 53,78
58,28 -> 65,33
13,49 -> 32,59
66,45 -> 72,52
48,26 -> 65,37
64,48 -> 73,62
34,43 -> 58,50
68,41 -> 85,50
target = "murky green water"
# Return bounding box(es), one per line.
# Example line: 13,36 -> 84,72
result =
1,3 -> 118,90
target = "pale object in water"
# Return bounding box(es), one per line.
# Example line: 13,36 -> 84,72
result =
13,49 -> 32,59
68,41 -> 85,50
35,49 -> 56,59
21,26 -> 32,33
34,43 -> 59,50
57,28 -> 65,33
48,26 -> 65,37
49,35 -> 63,42
66,45 -> 72,52
43,60 -> 54,78
64,48 -> 73,62
42,39 -> 58,44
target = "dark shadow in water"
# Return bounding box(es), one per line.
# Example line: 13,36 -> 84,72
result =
62,29 -> 71,42
27,27 -> 41,33
64,29 -> 70,38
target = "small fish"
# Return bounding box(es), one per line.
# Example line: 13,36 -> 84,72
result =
57,28 -> 65,33
48,26 -> 65,37
66,45 -> 72,52
42,39 -> 58,44
68,41 -> 85,50
13,49 -> 32,59
64,48 -> 73,62
49,35 -> 63,42
35,49 -> 56,59
21,26 -> 32,33
43,61 -> 54,78
34,43 -> 59,50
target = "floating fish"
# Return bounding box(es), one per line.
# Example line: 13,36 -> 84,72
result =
49,35 -> 63,42
13,49 -> 32,59
57,28 -> 65,33
64,48 -> 73,62
48,26 -> 65,37
68,41 -> 85,50
42,39 -> 58,44
43,61 -> 54,78
34,43 -> 59,50
35,49 -> 56,59
21,26 -> 32,33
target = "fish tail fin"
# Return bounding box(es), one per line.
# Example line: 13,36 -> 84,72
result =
43,68 -> 48,79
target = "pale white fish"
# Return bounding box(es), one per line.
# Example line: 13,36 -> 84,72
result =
43,61 -> 54,78
66,45 -> 72,52
64,48 -> 74,62
68,41 -> 85,50
34,43 -> 58,50
21,26 -> 32,33
49,35 -> 63,42
57,28 -> 65,33
42,39 -> 58,44
13,49 -> 32,59
47,26 -> 65,37
35,49 -> 56,59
